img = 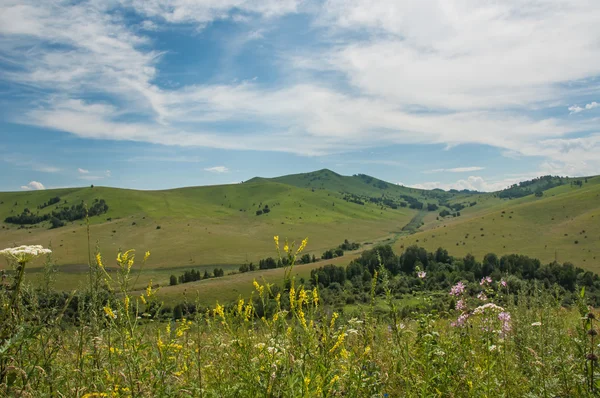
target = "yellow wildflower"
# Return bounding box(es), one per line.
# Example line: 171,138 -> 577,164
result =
213,302 -> 225,319
237,298 -> 244,315
274,235 -> 279,248
298,288 -> 308,306
364,346 -> 371,355
289,285 -> 296,310
146,280 -> 153,297
330,312 -> 339,329
140,295 -> 147,304
124,296 -> 130,312
283,240 -> 289,253
296,237 -> 308,254
103,306 -> 116,319
95,253 -> 103,269
329,332 -> 346,354
329,375 -> 340,385
144,251 -> 151,261
312,288 -> 319,307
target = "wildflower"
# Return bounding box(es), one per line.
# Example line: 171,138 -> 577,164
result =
456,298 -> 467,311
96,252 -> 104,269
531,322 -> 542,327
213,303 -> 225,319
274,235 -> 279,248
417,271 -> 426,279
330,312 -> 339,329
0,245 -> 52,264
450,281 -> 466,296
289,285 -> 296,310
124,296 -> 130,312
451,313 -> 469,328
283,241 -> 289,254
312,288 -> 319,307
140,295 -> 146,304
477,292 -> 488,301
144,251 -> 151,261
480,276 -> 492,286
500,279 -> 507,288
473,303 -> 505,314
103,306 -> 117,319
296,237 -> 308,254
146,280 -> 154,297
489,345 -> 497,351
329,332 -> 346,354
237,298 -> 244,315
498,311 -> 511,336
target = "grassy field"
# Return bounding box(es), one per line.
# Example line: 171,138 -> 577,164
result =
395,176 -> 600,271
0,173 -> 416,292
2,170 -> 600,303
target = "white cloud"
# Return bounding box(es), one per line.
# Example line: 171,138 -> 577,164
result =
77,169 -> 111,181
568,101 -> 599,114
21,181 -> 45,190
424,166 -> 485,173
410,175 -> 528,192
204,166 -> 229,173
1,0 -> 600,177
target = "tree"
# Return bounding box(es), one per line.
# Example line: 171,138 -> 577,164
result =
169,275 -> 178,286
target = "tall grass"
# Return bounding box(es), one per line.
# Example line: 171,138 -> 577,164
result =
0,237 -> 599,397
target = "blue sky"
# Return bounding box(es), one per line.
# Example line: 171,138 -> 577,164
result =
1,0 -> 599,192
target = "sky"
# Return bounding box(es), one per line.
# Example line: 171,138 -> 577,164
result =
1,0 -> 599,192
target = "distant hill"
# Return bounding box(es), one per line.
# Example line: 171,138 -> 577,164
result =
1,168 -> 599,303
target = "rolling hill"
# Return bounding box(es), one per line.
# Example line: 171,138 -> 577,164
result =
1,169 -> 598,303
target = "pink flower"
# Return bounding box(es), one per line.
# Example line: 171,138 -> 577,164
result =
451,312 -> 470,328
500,279 -> 507,288
417,271 -> 426,279
498,311 -> 511,337
456,299 -> 467,311
450,281 -> 466,296
480,276 -> 492,286
477,292 -> 488,301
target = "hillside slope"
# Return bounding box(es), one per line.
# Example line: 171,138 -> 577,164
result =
395,176 -> 600,272
0,179 -> 416,290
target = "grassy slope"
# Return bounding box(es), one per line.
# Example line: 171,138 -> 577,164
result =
0,179 -> 415,291
395,176 -> 600,272
2,169 -> 599,303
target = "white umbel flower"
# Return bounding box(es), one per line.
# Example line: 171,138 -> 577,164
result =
0,245 -> 52,263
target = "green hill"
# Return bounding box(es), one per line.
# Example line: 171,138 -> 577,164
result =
0,177 -> 416,291
395,175 -> 600,272
1,169 -> 599,302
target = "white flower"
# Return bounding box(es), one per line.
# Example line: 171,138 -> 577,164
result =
0,245 -> 52,263
531,322 -> 542,327
254,343 -> 266,350
417,271 -> 426,279
473,303 -> 505,314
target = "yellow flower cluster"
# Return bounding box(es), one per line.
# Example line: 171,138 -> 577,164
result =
103,306 -> 116,319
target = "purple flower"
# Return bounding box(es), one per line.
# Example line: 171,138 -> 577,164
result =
498,311 -> 511,337
450,281 -> 466,296
456,298 -> 467,311
451,312 -> 470,328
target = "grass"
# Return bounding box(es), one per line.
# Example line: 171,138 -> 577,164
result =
0,179 -> 415,291
395,176 -> 600,271
2,171 -> 600,303
2,241 -> 600,397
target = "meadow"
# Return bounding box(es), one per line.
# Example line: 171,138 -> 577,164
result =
2,240 -> 600,397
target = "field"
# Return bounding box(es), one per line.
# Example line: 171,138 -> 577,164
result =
2,170 -> 600,303
395,176 -> 600,272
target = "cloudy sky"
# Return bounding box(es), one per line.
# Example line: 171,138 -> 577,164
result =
1,0 -> 599,192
